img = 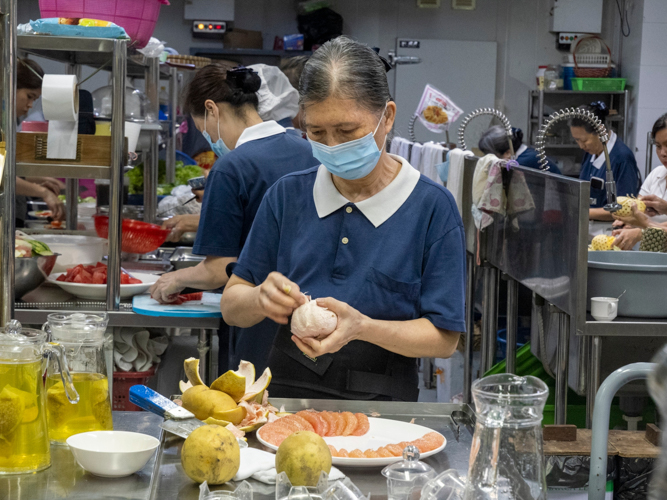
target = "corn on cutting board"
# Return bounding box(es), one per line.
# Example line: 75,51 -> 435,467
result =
132,293 -> 222,317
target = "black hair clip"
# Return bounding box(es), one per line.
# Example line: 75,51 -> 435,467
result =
590,100 -> 608,112
226,66 -> 258,88
371,47 -> 393,73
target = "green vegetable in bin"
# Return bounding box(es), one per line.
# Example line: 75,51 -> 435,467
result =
15,231 -> 54,257
126,160 -> 204,195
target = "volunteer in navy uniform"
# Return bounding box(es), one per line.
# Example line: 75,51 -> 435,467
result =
150,64 -> 318,372
570,102 -> 640,237
221,37 -> 465,401
478,125 -> 561,174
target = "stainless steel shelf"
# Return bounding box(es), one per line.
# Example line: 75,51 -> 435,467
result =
17,34 -> 151,76
582,317 -> 667,337
16,162 -> 111,179
531,89 -> 628,95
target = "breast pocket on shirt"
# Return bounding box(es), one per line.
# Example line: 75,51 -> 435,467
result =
365,267 -> 421,319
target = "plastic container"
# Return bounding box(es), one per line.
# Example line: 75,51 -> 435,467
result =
93,215 -> 170,254
38,0 -> 169,49
112,367 -> 156,411
561,64 -> 617,90
21,121 -> 49,133
570,77 -> 626,92
36,235 -> 108,273
588,250 -> 667,318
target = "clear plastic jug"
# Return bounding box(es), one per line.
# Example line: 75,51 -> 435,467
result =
43,313 -> 112,443
648,345 -> 667,499
421,374 -> 549,500
0,319 -> 78,473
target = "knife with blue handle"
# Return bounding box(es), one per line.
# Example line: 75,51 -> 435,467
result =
130,385 -> 205,439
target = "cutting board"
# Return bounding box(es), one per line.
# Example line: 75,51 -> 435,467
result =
132,293 -> 222,318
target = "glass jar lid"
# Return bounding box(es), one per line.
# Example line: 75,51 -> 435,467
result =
46,313 -> 109,342
0,320 -> 47,360
381,445 -> 436,482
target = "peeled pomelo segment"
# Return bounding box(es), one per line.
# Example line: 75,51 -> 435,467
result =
296,411 -> 325,435
363,449 -> 380,458
341,411 -> 357,436
385,444 -> 403,456
241,367 -> 271,402
286,414 -> 314,432
183,357 -> 206,387
333,413 -> 346,436
376,447 -> 394,458
352,413 -> 369,436
348,449 -> 364,458
319,412 -> 337,436
328,445 -> 339,457
179,380 -> 193,394
337,448 -> 350,458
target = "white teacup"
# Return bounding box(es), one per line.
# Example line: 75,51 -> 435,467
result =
591,297 -> 618,321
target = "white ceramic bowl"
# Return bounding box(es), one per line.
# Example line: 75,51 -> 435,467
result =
66,431 -> 159,478
47,271 -> 158,300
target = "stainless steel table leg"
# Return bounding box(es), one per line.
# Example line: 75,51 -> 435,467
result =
506,277 -> 518,374
463,252 -> 475,404
587,335 -> 602,428
480,265 -> 498,375
197,329 -> 211,385
555,310 -> 570,425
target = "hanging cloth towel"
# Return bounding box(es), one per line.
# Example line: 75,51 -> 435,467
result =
410,142 -> 424,174
421,142 -> 447,184
448,148 -> 475,215
113,328 -> 168,372
389,136 -> 410,158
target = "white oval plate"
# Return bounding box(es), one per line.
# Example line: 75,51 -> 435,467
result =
47,272 -> 158,300
257,416 -> 446,467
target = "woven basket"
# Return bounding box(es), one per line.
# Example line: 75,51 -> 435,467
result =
573,36 -> 612,78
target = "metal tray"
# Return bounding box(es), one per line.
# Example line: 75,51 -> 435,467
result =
170,247 -> 204,270
147,399 -> 475,500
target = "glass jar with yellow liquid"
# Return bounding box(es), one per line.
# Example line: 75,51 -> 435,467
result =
0,319 -> 78,474
43,313 -> 112,444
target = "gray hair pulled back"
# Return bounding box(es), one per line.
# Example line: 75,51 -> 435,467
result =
299,36 -> 391,114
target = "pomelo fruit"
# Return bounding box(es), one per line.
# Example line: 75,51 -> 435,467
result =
181,425 -> 240,485
275,430 -> 332,486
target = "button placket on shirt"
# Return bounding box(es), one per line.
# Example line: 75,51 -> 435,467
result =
331,204 -> 356,280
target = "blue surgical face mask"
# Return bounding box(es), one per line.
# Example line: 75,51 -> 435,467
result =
202,107 -> 231,158
307,104 -> 387,180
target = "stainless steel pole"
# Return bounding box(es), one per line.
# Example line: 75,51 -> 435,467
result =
64,64 -> 81,231
555,310 -> 570,425
106,40 -> 127,311
463,252 -> 475,404
197,329 -> 211,385
480,265 -> 498,375
587,335 -> 603,428
646,131 -> 653,179
165,66 -> 178,185
143,57 -> 159,224
0,0 -> 17,324
506,277 -> 518,374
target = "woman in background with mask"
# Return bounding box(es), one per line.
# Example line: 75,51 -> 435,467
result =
221,37 -> 465,401
150,64 -> 317,371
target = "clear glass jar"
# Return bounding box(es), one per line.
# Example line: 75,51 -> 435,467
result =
0,320 -> 78,473
544,65 -> 559,91
43,313 -> 112,444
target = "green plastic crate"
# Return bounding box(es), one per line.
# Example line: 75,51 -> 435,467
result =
570,77 -> 626,91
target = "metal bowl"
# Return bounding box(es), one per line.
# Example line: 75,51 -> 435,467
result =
15,254 -> 59,299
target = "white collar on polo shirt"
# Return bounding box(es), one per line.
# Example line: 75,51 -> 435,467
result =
313,154 -> 421,228
235,120 -> 286,148
591,131 -> 617,169
515,144 -> 528,157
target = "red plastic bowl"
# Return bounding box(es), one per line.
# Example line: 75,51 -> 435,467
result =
93,215 -> 169,254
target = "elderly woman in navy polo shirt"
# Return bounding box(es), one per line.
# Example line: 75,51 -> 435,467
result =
221,37 -> 466,401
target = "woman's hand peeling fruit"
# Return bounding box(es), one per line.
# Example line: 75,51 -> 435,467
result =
291,298 -> 338,339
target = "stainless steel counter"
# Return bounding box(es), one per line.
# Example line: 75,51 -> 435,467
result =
0,412 -> 163,500
0,403 -> 474,500
151,399 -> 474,500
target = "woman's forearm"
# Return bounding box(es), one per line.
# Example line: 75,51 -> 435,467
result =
16,177 -> 48,198
589,208 -> 614,221
177,256 -> 235,290
221,278 -> 265,328
359,317 -> 460,359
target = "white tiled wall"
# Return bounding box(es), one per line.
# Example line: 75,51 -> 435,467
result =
625,0 -> 667,178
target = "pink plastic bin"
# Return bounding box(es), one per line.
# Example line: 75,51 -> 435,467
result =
38,0 -> 169,48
